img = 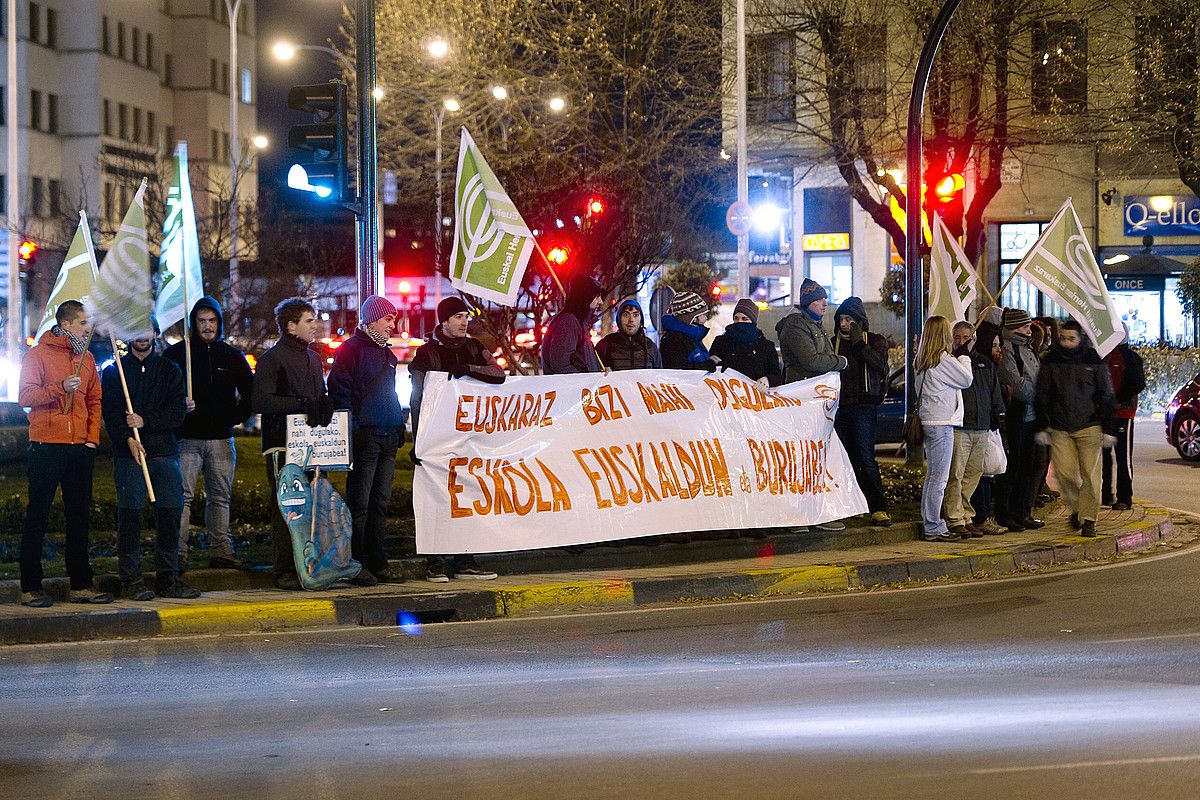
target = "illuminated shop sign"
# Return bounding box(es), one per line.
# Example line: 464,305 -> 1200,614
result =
1124,195 -> 1200,237
801,233 -> 850,251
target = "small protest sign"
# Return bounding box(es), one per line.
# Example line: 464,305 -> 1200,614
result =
286,411 -> 353,470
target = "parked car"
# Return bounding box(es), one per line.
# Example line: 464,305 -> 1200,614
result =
0,401 -> 30,463
1165,372 -> 1200,461
877,367 -> 905,446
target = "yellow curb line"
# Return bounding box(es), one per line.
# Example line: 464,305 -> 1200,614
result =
157,599 -> 338,635
492,580 -> 635,616
744,565 -> 855,595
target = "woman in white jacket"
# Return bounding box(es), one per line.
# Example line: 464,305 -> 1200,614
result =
915,316 -> 974,541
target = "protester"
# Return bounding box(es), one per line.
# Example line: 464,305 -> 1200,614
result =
1035,320 -> 1117,537
659,291 -> 719,371
542,275 -> 604,374
915,315 -> 974,542
102,318 -> 199,600
596,298 -> 662,371
163,296 -> 254,572
776,278 -> 848,382
944,322 -> 1006,537
994,308 -> 1044,532
410,296 -> 504,582
829,296 -> 891,527
1102,328 -> 1145,510
328,295 -> 408,586
252,298 -> 336,590
969,308 -> 1005,532
708,298 -> 782,385
17,301 -> 112,607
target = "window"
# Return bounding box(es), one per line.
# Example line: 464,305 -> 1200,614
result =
132,26 -> 141,65
748,33 -> 795,123
240,68 -> 252,104
806,253 -> 853,304
104,182 -> 114,223
1032,20 -> 1087,114
1134,16 -> 1198,113
211,128 -> 219,159
118,102 -> 128,140
31,176 -> 44,217
163,53 -> 173,87
29,2 -> 39,43
103,99 -> 111,136
997,222 -> 1066,318
133,107 -> 142,143
210,58 -> 218,91
117,21 -> 126,59
102,15 -> 110,53
1165,277 -> 1196,346
45,7 -> 55,47
147,111 -> 156,145
146,33 -> 154,69
30,89 -> 41,131
48,179 -> 60,217
165,124 -> 174,149
47,93 -> 57,133
0,87 -> 5,126
849,24 -> 887,119
0,176 -> 5,214
221,61 -> 230,95
222,131 -> 230,160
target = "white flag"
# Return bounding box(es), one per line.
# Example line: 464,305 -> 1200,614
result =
155,142 -> 205,330
928,215 -> 980,323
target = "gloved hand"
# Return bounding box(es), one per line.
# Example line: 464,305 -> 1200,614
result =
756,376 -> 770,388
306,395 -> 336,428
1034,430 -> 1051,447
409,448 -> 423,467
835,355 -> 849,371
448,363 -> 471,379
1101,433 -> 1118,449
846,321 -> 863,343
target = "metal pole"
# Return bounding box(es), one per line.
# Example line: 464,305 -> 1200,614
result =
355,0 -> 379,305
434,106 -> 444,310
735,0 -> 749,299
905,0 -> 964,419
225,0 -> 243,315
6,0 -> 21,389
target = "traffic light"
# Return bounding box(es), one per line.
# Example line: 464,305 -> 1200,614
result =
930,172 -> 965,205
17,239 -> 38,265
547,245 -> 571,266
586,196 -> 605,217
286,80 -> 349,202
710,283 -> 723,300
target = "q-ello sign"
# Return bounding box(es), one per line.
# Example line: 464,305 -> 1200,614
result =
413,370 -> 868,554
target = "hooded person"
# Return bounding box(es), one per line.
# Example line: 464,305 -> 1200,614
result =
596,298 -> 662,371
164,296 -> 255,571
541,275 -> 604,374
831,296 -> 891,526
709,298 -> 781,385
1034,320 -> 1117,537
776,278 -> 848,383
1102,324 -> 1145,510
659,291 -> 718,371
993,307 -> 1045,531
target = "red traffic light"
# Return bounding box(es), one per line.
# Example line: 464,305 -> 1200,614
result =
932,173 -> 965,202
587,197 -> 605,216
17,240 -> 38,262
397,279 -> 412,295
547,246 -> 571,266
710,284 -> 723,298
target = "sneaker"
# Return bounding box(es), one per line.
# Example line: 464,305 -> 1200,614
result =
1021,518 -> 1046,530
949,524 -> 969,537
426,562 -> 450,583
273,573 -> 302,591
978,519 -> 1008,536
124,581 -> 156,601
208,554 -> 246,570
870,511 -> 892,528
963,524 -> 985,538
1080,520 -> 1097,538
157,580 -> 201,599
349,569 -> 379,587
1111,501 -> 1132,511
374,566 -> 406,584
453,557 -> 497,581
1102,496 -> 1115,508
922,531 -> 957,542
1005,520 -> 1027,532
70,587 -> 114,605
20,591 -> 53,608
814,520 -> 846,532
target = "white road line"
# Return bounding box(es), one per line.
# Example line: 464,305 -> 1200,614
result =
1094,632 -> 1200,644
967,753 -> 1200,775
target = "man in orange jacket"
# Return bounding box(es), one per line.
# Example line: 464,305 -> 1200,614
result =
18,300 -> 113,607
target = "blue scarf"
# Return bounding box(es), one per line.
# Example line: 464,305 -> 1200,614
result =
723,321 -> 760,345
661,315 -> 711,364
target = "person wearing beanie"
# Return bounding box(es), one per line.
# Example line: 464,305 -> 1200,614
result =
541,275 -> 605,374
102,311 -> 200,601
994,307 -> 1044,531
1034,320 -> 1117,538
164,296 -> 255,572
1101,325 -> 1144,511
965,326 -> 1010,536
326,294 -> 408,586
660,290 -> 719,371
832,296 -> 891,527
775,278 -> 847,383
596,298 -> 662,371
409,295 -> 504,582
709,298 -> 782,385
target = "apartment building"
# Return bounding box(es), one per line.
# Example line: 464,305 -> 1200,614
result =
725,3 -> 1199,346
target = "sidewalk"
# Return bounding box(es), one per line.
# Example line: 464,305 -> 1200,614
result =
1,500 -> 1191,646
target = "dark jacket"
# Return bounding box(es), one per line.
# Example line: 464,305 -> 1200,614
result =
659,315 -> 716,371
163,296 -> 254,440
1105,343 -> 1145,420
776,308 -> 847,382
327,328 -> 405,433
595,299 -> 662,371
409,325 -> 505,440
252,333 -> 328,452
1035,337 -> 1117,434
832,297 -> 888,405
541,276 -> 603,374
709,322 -> 782,385
102,349 -> 187,460
959,349 -> 1004,432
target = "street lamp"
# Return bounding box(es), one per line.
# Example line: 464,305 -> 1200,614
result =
426,38 -> 450,59
271,40 -> 354,74
225,0 -> 246,313
491,85 -> 509,101
547,96 -> 566,113
251,134 -> 269,150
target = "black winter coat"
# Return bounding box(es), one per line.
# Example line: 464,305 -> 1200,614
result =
1035,344 -> 1117,434
709,326 -> 783,385
960,351 -> 1004,431
409,326 -> 505,440
834,331 -> 889,406
163,296 -> 254,440
596,330 -> 662,371
327,328 -> 405,432
102,351 -> 187,459
252,334 -> 328,452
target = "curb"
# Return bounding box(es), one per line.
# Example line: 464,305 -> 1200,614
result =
0,507 -> 1181,646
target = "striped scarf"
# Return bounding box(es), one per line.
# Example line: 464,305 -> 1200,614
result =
52,325 -> 89,356
360,324 -> 390,348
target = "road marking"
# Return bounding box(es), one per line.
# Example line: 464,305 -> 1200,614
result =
1094,632 -> 1200,644
967,753 -> 1200,774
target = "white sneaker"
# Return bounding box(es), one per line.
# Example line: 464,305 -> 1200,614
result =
815,520 -> 846,531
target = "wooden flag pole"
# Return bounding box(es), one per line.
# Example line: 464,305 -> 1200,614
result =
181,247 -> 194,402
972,261 -> 1027,334
110,338 -> 156,504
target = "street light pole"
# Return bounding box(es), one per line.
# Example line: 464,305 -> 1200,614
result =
6,0 -> 20,380
434,106 -> 444,310
735,0 -> 750,299
224,0 -> 244,314
354,0 -> 380,304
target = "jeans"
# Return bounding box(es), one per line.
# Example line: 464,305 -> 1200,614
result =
178,437 -> 236,559
971,476 -> 993,524
114,455 -> 184,589
1049,425 -> 1104,522
1102,418 -> 1134,505
834,404 -> 888,513
945,429 -> 988,528
921,424 -> 956,535
345,428 -> 401,574
19,443 -> 96,593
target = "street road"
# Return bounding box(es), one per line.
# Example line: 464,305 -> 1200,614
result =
1,418 -> 1197,799
1128,417 -> 1200,512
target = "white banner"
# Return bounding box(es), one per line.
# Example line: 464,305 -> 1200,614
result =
413,370 -> 868,554
286,411 -> 352,470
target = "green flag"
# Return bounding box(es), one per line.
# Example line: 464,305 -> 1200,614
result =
448,128 -> 539,305
1014,199 -> 1125,356
928,214 -> 980,323
155,142 -> 204,330
86,179 -> 155,341
35,212 -> 99,340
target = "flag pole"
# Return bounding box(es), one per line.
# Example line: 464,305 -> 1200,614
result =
972,261 -> 1027,333
109,338 -> 157,504
181,247 -> 193,402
